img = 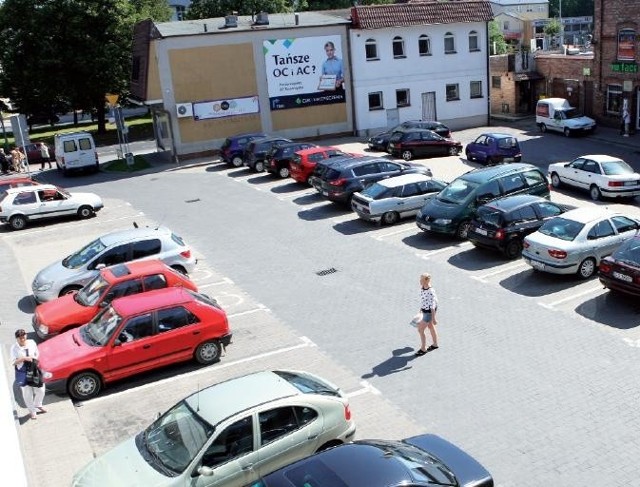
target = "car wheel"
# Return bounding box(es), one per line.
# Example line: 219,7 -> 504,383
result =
170,265 -> 188,275
515,156 -> 522,162
68,371 -> 102,401
77,205 -> 94,219
503,239 -> 523,260
231,155 -> 243,168
550,172 -> 562,188
487,157 -> 497,166
195,340 -> 222,364
577,257 -> 596,279
254,161 -> 265,172
94,161 -> 100,173
466,150 -> 474,162
455,220 -> 470,240
278,166 -> 290,179
9,215 -> 27,231
589,185 -> 602,201
59,285 -> 83,297
448,146 -> 458,156
539,123 -> 547,133
564,127 -> 571,137
401,150 -> 413,161
381,211 -> 400,225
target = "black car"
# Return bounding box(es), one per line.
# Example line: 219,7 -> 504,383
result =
265,141 -> 317,178
219,132 -> 268,167
243,137 -> 292,172
314,155 -> 432,205
388,129 -> 463,161
367,120 -> 451,151
599,232 -> 640,297
256,434 -> 494,487
468,194 -> 570,259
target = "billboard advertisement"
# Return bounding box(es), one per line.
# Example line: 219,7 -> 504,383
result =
263,35 -> 346,110
193,96 -> 260,120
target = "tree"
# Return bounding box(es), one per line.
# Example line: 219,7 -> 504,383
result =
186,0 -> 294,19
544,17 -> 562,37
488,20 -> 508,55
549,0 -> 594,18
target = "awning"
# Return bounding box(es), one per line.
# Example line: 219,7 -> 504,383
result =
514,72 -> 545,81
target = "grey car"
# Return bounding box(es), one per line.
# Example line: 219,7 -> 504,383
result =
31,223 -> 197,302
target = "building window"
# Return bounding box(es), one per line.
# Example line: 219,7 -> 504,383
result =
365,38 -> 378,60
503,21 -> 509,30
369,92 -> 383,110
470,81 -> 483,98
469,31 -> 480,51
392,36 -> 406,58
444,32 -> 456,54
491,76 -> 501,89
446,84 -> 459,101
617,28 -> 636,61
606,84 -> 623,114
175,6 -> 186,21
396,89 -> 410,107
418,35 -> 431,56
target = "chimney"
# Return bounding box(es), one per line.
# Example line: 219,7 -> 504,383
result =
295,12 -> 299,25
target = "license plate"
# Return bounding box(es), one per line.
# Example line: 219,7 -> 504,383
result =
613,271 -> 632,282
530,260 -> 545,271
475,227 -> 488,236
624,181 -> 639,186
418,223 -> 431,231
503,157 -> 514,162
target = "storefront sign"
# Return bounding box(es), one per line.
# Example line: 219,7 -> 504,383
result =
610,62 -> 638,73
193,97 -> 259,120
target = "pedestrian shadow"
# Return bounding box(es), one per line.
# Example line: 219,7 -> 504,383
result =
362,346 -> 416,378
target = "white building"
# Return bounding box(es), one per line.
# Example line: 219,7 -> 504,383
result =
489,0 -> 548,19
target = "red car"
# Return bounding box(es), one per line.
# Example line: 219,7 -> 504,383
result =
38,287 -> 232,400
19,142 -> 55,166
289,146 -> 354,185
32,260 -> 198,340
0,176 -> 40,192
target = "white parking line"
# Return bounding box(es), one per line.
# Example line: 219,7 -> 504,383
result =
276,190 -> 317,200
373,224 -> 416,240
538,285 -> 605,309
471,262 -> 528,283
346,380 -> 381,397
0,213 -> 144,237
228,306 -> 270,317
198,278 -> 234,288
415,242 -> 473,260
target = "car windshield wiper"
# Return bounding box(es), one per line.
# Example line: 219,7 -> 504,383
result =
437,196 -> 456,204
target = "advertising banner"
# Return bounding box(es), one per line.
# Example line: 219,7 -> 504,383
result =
263,35 -> 346,110
193,96 -> 260,120
617,29 -> 636,61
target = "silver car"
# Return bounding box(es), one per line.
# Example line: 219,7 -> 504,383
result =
351,173 -> 446,225
522,207 -> 640,279
32,224 -> 197,302
72,370 -> 357,487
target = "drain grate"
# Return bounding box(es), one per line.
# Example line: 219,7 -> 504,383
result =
316,267 -> 338,276
185,198 -> 201,203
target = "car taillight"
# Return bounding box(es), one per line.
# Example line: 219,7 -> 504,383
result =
548,249 -> 567,259
344,404 -> 351,421
599,261 -> 612,273
523,240 -> 530,249
180,249 -> 191,259
329,178 -> 347,187
495,229 -> 505,240
608,181 -> 624,187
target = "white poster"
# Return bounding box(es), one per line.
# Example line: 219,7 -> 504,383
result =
193,96 -> 260,120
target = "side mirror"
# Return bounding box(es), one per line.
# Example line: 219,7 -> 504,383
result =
113,339 -> 123,347
95,263 -> 106,270
197,466 -> 214,477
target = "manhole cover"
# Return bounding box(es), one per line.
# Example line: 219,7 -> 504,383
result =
316,267 -> 338,276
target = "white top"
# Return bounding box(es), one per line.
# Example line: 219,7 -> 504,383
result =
10,339 -> 39,370
420,287 -> 438,312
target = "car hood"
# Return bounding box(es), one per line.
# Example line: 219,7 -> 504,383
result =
36,293 -> 95,328
38,328 -> 103,372
72,192 -> 103,204
72,437 -> 165,487
548,162 -> 567,172
370,131 -> 392,140
33,259 -> 76,287
420,196 -> 463,219
565,116 -> 595,128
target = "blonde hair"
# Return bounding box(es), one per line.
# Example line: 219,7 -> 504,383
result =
420,273 -> 431,282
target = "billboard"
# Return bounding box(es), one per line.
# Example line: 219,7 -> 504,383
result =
263,35 -> 346,110
193,96 -> 260,120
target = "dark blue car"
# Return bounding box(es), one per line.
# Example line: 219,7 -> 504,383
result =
220,132 -> 268,167
465,133 -> 522,165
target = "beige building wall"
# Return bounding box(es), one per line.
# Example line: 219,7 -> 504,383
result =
147,44 -> 162,101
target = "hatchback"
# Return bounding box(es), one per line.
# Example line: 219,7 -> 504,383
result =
71,370 -> 356,486
351,173 -> 446,225
522,207 -> 640,279
32,223 -> 197,302
39,287 -> 231,400
256,434 -> 493,487
367,120 -> 451,151
265,142 -> 316,179
289,146 -> 352,185
0,184 -> 103,230
244,137 -> 293,172
388,129 -> 462,161
599,233 -> 640,297
220,132 -> 268,167
468,195 -> 570,259
33,260 -> 198,340
465,133 -> 522,165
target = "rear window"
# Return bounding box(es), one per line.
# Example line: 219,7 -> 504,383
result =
539,217 -> 584,241
323,168 -> 343,180
63,140 -> 77,153
497,137 -> 518,149
476,206 -> 504,227
362,183 -> 396,200
78,138 -> 93,150
522,169 -> 546,187
171,233 -> 186,246
220,138 -> 232,150
274,371 -> 340,397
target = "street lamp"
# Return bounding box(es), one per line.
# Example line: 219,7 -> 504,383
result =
559,0 -> 563,46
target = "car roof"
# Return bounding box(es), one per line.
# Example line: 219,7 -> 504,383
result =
323,154 -> 372,168
229,132 -> 266,140
481,194 -> 547,212
577,154 -> 624,163
461,163 -> 538,183
111,286 -> 194,315
297,146 -> 340,156
184,370 -> 300,425
3,183 -> 57,194
99,225 -> 173,246
377,173 -> 433,188
0,175 -> 37,183
55,131 -> 92,138
560,207 -> 623,224
339,156 -> 391,169
479,132 -> 517,139
276,142 -> 311,150
102,259 -> 172,282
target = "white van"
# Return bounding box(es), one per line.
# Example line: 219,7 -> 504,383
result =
54,131 -> 99,175
535,98 -> 596,137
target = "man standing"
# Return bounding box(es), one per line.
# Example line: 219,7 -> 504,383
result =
321,41 -> 344,90
622,105 -> 631,137
39,142 -> 52,170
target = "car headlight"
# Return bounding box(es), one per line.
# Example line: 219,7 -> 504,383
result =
35,282 -> 53,292
41,370 -> 53,379
38,324 -> 49,335
434,218 -> 452,225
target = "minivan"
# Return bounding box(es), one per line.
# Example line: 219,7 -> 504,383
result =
54,132 -> 99,175
416,163 -> 550,239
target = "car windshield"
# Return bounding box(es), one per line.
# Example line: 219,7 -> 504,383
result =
564,108 -> 583,119
538,217 -> 584,241
437,178 -> 479,204
476,206 -> 503,228
82,306 -> 122,346
141,400 -> 214,474
612,237 -> 640,265
62,238 -> 107,269
601,160 -> 634,176
361,183 -> 391,200
76,274 -> 110,307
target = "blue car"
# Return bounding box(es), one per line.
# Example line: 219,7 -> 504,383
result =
465,133 -> 522,165
220,132 -> 268,167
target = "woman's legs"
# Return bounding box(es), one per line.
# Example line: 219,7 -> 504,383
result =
33,385 -> 45,410
427,323 -> 439,349
21,386 -> 36,417
416,322 -> 428,353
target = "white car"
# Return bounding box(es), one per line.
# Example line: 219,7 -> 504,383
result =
0,184 -> 103,230
522,207 -> 640,279
548,155 -> 640,201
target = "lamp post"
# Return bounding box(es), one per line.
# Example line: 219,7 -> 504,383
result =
559,0 -> 563,47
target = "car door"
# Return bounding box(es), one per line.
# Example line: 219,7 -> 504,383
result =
578,159 -> 603,191
36,188 -> 75,218
468,135 -> 488,161
610,215 -> 640,245
352,162 -> 383,190
93,243 -> 132,269
150,305 -> 202,364
584,219 -> 625,262
10,190 -> 40,219
104,312 -> 155,381
498,173 -> 528,198
101,278 -> 144,307
562,158 -> 587,188
398,182 -> 423,217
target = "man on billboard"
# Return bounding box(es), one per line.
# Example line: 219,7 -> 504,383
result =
320,41 -> 344,90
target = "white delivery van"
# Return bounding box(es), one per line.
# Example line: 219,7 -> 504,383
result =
535,98 -> 596,137
54,131 -> 99,175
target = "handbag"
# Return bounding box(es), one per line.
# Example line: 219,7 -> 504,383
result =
25,359 -> 43,388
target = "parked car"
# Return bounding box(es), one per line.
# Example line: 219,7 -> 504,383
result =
71,369 -> 356,485
0,184 -> 103,231
465,133 -> 522,165
54,131 -> 99,175
19,142 -> 55,166
388,129 -> 462,161
367,120 -> 452,151
265,141 -> 317,178
31,223 -> 197,302
244,137 -> 292,172
0,175 -> 41,193
256,434 -> 493,487
314,156 -> 432,205
522,207 -> 640,279
32,260 -> 198,340
468,194 -> 570,259
220,132 -> 268,167
289,146 -> 353,185
416,163 -> 550,239
548,154 -> 640,201
38,287 -> 231,400
351,173 -> 447,225
599,232 -> 640,297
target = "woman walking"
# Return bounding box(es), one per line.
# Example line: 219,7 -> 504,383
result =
415,273 -> 438,356
10,329 -> 46,420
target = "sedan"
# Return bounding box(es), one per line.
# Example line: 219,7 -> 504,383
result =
388,129 -> 462,161
71,370 -> 356,487
256,434 -> 493,487
599,233 -> 640,297
38,287 -> 231,400
548,155 -> 640,201
522,207 -> 640,279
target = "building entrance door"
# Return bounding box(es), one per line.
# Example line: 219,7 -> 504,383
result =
421,92 -> 436,120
